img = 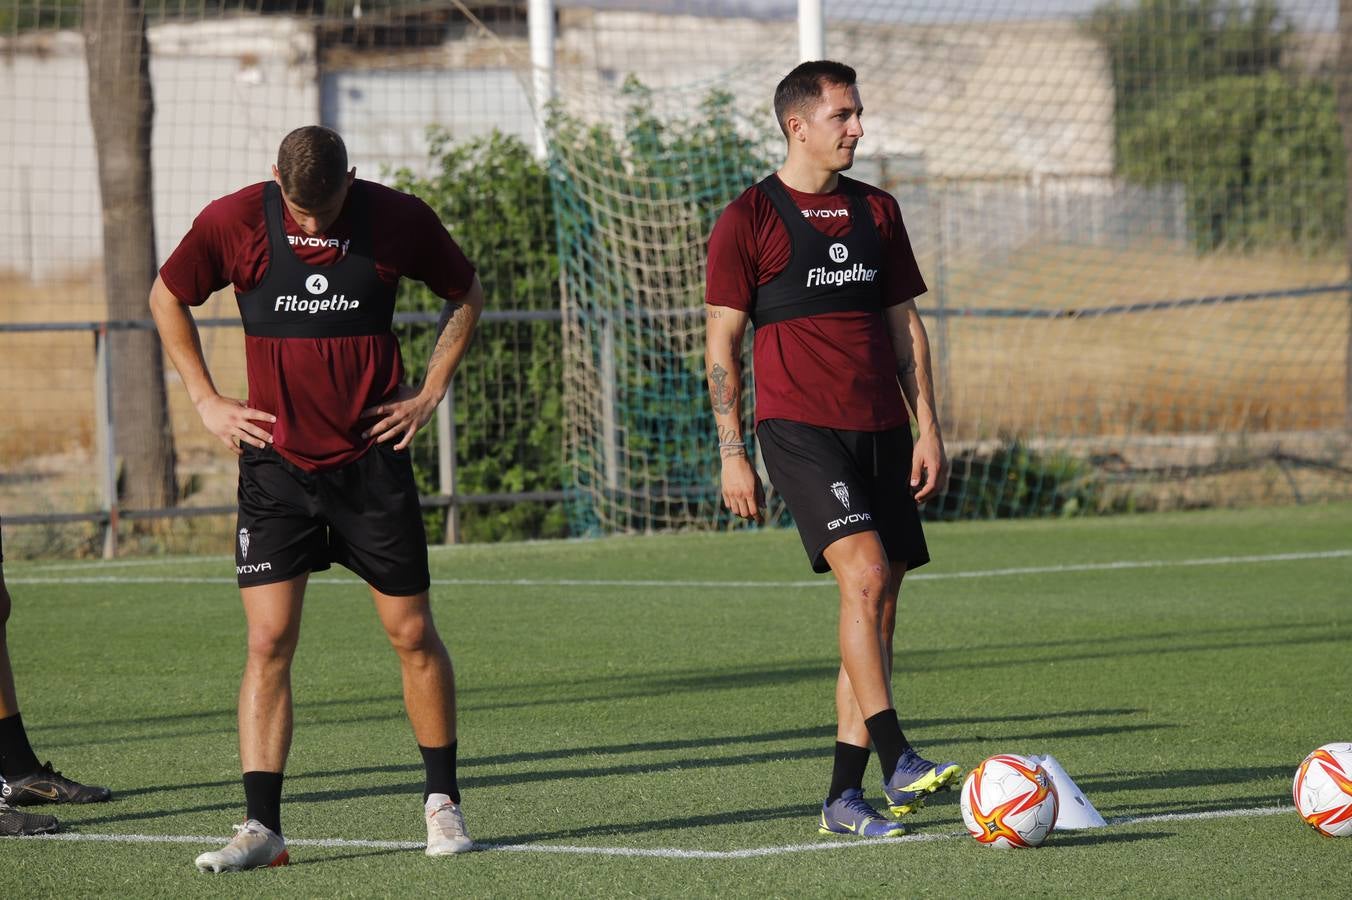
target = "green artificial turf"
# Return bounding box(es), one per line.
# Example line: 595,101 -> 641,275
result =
2,502 -> 1349,897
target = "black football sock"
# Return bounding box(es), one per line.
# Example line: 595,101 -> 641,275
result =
420,741 -> 460,804
826,741 -> 871,804
864,709 -> 907,780
242,771 -> 284,836
0,713 -> 42,780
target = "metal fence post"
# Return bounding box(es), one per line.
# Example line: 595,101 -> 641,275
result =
600,314 -> 619,495
94,324 -> 118,558
932,187 -> 953,431
437,383 -> 459,544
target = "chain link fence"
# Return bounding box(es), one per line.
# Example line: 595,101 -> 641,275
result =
1,0 -> 1349,556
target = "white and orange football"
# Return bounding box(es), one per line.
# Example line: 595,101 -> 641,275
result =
960,753 -> 1060,849
1293,743 -> 1352,837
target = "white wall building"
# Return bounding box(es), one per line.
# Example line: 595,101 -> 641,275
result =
0,9 -> 1116,281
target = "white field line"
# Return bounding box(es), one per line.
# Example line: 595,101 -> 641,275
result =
20,538 -> 589,573
26,804 -> 1295,859
7,549 -> 1351,588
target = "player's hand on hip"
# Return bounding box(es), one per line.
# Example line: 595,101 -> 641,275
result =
911,429 -> 949,505
196,394 -> 275,456
721,456 -> 766,524
360,384 -> 438,451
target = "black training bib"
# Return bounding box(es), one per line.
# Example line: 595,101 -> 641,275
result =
235,182 -> 397,338
751,175 -> 886,328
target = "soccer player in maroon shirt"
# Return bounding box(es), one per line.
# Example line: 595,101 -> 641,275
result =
704,61 -> 960,838
0,523 -> 112,836
150,126 -> 483,870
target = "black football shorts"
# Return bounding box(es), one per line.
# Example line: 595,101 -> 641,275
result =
756,418 -> 930,574
234,442 -> 430,595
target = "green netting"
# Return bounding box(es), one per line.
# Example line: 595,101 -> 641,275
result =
3,0 -> 1351,551
545,0 -> 1352,534
550,83 -> 773,533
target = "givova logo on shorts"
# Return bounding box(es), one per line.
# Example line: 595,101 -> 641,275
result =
237,527 -> 272,575
826,481 -> 871,530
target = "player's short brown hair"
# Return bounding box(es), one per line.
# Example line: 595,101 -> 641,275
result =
773,60 -> 857,139
276,126 -> 349,208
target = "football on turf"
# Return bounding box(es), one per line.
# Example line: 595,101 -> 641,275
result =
960,754 -> 1059,848
1293,743 -> 1352,837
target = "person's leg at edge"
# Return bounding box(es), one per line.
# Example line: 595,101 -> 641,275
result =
0,573 -> 39,771
238,575 -> 308,837
0,574 -> 56,835
0,570 -> 108,813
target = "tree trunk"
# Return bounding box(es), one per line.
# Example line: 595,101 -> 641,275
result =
1341,1 -> 1352,428
83,0 -> 177,510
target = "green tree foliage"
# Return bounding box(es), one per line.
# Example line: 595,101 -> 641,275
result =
392,89 -> 769,541
1086,0 -> 1290,122
1121,71 -> 1344,250
1086,0 -> 1341,251
0,0 -> 81,31
924,440 -> 1107,521
392,129 -> 565,542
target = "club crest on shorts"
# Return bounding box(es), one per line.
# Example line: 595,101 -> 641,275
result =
238,528 -> 251,561
829,481 -> 850,509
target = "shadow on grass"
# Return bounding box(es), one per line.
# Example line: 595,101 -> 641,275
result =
1079,764 -> 1293,793
100,759 -> 1285,836
35,659 -> 1150,753
284,723 -> 1166,795
1045,829 -> 1174,847
470,621 -> 1349,709
464,620 -> 1348,713
285,846 -> 410,867
92,739 -> 894,817
37,614 -> 1344,738
31,692 -> 404,734
459,709 -> 1145,768
486,801 -> 814,846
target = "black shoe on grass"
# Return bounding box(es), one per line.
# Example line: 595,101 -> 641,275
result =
1,763 -> 112,805
0,800 -> 59,835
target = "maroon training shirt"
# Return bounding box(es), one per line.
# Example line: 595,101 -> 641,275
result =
705,174 -> 927,431
159,180 -> 476,471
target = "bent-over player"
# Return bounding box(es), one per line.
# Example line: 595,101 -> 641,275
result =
150,126 -> 483,870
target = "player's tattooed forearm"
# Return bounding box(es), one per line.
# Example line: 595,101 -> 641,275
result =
708,363 -> 736,415
428,301 -> 472,368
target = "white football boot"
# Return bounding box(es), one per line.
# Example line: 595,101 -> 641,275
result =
194,819 -> 289,872
424,793 -> 473,856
